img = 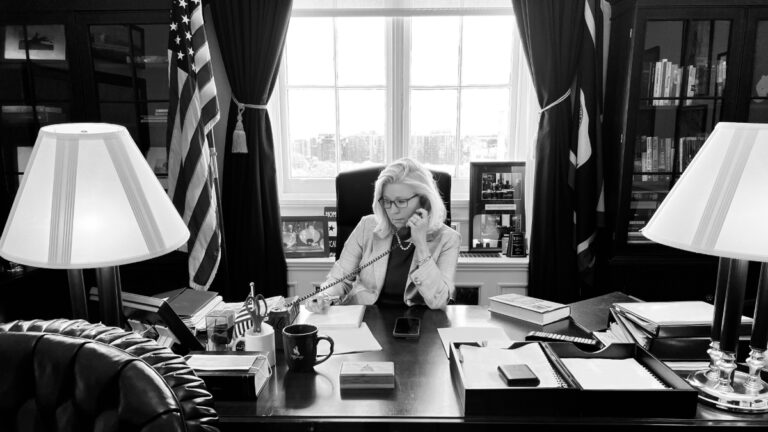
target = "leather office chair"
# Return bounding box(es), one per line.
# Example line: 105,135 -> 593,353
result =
335,165 -> 451,259
0,319 -> 219,432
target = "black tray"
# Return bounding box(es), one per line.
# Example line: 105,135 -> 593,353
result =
449,341 -> 698,418
449,341 -> 578,417
544,342 -> 698,418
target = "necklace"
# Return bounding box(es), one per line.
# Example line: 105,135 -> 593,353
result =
394,231 -> 413,251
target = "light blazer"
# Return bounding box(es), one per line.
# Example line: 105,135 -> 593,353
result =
321,215 -> 461,309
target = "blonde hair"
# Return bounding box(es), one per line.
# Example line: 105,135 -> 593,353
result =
372,157 -> 447,237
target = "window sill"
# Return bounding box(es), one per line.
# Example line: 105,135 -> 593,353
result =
286,254 -> 528,270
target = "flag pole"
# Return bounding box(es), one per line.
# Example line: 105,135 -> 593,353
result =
207,129 -> 231,292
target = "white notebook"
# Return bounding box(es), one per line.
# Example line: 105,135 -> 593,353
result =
296,305 -> 365,329
561,358 -> 666,390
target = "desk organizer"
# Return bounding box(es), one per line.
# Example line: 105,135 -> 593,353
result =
449,342 -> 698,418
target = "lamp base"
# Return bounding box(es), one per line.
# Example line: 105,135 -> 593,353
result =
688,369 -> 768,413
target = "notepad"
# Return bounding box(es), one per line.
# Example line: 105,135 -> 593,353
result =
297,305 -> 365,329
561,358 -> 667,390
458,344 -> 562,389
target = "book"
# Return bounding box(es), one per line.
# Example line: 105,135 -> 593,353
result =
154,287 -> 218,318
339,361 -> 395,389
488,293 -> 570,325
610,307 -> 751,361
613,301 -> 753,339
297,305 -> 365,329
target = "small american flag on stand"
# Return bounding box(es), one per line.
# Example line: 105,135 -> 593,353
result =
167,0 -> 221,291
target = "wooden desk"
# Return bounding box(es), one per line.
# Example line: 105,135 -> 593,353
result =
215,305 -> 768,430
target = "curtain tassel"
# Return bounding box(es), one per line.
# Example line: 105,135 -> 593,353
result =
232,105 -> 248,153
231,96 -> 268,154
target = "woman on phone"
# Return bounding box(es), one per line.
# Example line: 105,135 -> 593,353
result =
307,157 -> 460,311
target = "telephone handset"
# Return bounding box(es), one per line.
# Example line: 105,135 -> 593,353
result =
418,196 -> 431,213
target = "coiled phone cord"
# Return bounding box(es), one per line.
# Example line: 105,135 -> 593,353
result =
286,242 -> 398,308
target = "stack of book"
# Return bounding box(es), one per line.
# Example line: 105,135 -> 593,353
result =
605,301 -> 753,361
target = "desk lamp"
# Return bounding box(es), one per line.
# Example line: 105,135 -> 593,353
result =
642,122 -> 768,412
0,123 -> 189,326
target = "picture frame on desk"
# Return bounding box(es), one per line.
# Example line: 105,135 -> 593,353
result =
281,216 -> 330,258
468,161 -> 525,253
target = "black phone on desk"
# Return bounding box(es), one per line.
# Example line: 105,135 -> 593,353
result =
393,317 -> 421,339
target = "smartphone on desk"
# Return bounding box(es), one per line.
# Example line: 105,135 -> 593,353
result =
393,317 -> 421,339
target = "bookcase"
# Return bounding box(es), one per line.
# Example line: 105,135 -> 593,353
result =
0,1 -> 186,301
603,0 -> 768,300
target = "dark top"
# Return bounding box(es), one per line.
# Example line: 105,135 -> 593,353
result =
377,235 -> 415,306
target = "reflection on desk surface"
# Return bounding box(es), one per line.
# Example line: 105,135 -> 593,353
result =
214,304 -> 768,426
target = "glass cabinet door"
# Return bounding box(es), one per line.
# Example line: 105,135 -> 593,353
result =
628,19 -> 731,243
89,23 -> 169,188
1,24 -> 71,188
748,19 -> 768,122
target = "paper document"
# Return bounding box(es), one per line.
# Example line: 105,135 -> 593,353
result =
458,344 -> 561,388
316,322 -> 382,355
437,326 -> 512,358
297,305 -> 365,329
561,358 -> 666,389
187,354 -> 256,371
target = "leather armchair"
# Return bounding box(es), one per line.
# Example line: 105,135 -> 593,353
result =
0,319 -> 219,432
335,165 -> 451,259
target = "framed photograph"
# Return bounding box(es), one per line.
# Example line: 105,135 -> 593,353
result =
4,25 -> 66,60
281,216 -> 330,258
468,161 -> 525,252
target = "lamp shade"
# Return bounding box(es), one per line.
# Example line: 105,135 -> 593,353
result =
0,123 -> 189,269
642,122 -> 768,262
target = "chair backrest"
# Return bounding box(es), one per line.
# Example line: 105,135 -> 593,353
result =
0,319 -> 220,432
335,165 -> 451,260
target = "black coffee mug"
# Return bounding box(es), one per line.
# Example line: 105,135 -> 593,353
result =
282,324 -> 334,371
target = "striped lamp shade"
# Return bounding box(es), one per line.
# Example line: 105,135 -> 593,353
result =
0,123 -> 189,269
642,122 -> 768,262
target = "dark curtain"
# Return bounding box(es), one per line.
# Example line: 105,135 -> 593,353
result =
513,0 -> 592,302
210,0 -> 292,301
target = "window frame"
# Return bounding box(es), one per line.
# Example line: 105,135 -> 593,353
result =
273,8 -> 532,207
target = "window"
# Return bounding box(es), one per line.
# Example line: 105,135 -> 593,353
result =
274,6 -> 538,201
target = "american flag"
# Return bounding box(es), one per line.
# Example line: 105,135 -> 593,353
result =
167,0 -> 221,290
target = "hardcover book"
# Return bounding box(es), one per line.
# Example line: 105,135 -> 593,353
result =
609,307 -> 751,361
154,287 -> 218,318
488,293 -> 570,325
340,361 -> 395,389
613,301 -> 753,339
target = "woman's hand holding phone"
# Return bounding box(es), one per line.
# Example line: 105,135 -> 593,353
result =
407,208 -> 429,250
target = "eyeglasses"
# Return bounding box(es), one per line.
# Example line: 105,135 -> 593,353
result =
379,195 -> 418,209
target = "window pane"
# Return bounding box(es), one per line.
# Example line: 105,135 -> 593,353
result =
461,16 -> 513,85
339,89 -> 385,171
409,89 -> 457,172
337,18 -> 385,86
287,18 -> 334,85
288,88 -> 337,178
459,88 -> 510,176
411,17 -> 460,86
